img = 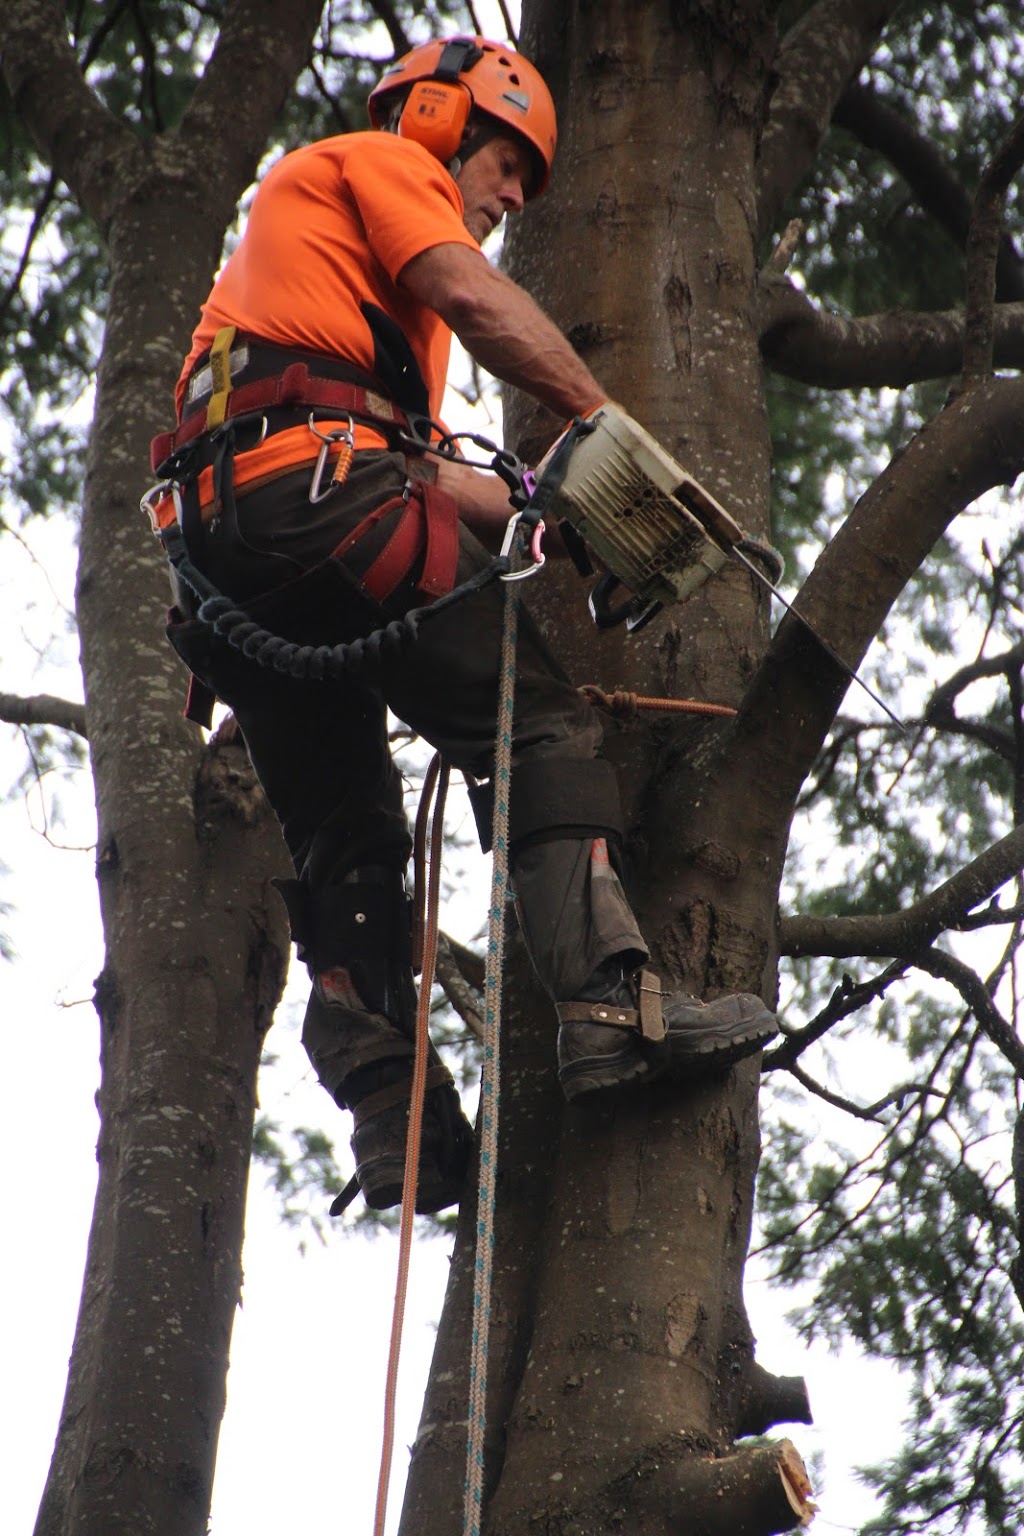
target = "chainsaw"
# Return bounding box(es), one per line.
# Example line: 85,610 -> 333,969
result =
523,403 -> 901,727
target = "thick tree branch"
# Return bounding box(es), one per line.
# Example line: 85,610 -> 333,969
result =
780,825 -> 1024,960
0,0 -> 132,226
176,0 -> 324,195
365,0 -> 414,57
736,1364 -> 813,1438
926,640 -> 1024,725
923,640 -> 1022,759
964,111 -> 1024,381
758,277 -> 1024,388
757,0 -> 901,238
1012,1108 -> 1024,1312
733,375 -> 1024,838
435,932 -> 484,1040
632,1437 -> 816,1535
834,83 -> 1024,304
0,691 -> 88,739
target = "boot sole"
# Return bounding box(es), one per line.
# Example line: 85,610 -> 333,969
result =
559,1016 -> 778,1103
666,1014 -> 778,1074
356,1151 -> 465,1215
558,1046 -> 659,1103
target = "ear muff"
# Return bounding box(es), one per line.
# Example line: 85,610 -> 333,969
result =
398,79 -> 473,164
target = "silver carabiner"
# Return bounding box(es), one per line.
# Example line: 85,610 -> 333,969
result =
139,479 -> 182,534
499,512 -> 546,581
308,413 -> 355,504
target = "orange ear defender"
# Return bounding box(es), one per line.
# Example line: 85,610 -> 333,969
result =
398,78 -> 473,162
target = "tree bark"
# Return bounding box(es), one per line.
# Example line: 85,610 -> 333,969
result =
0,3 -> 321,1531
403,3 -> 812,1531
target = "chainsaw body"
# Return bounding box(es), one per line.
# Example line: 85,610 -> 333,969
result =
532,404 -> 746,630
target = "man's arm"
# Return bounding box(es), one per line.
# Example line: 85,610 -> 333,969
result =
399,242 -> 607,421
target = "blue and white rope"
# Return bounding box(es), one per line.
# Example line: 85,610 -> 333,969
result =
463,575 -> 520,1536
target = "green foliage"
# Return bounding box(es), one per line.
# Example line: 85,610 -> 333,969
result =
756,11 -> 1024,1528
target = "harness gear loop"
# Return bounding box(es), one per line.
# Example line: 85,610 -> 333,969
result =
373,754 -> 450,1536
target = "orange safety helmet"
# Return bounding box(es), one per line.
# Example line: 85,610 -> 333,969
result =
367,35 -> 557,196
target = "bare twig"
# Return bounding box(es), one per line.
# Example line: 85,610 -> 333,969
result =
911,946 -> 1024,1077
764,960 -> 907,1070
786,1060 -> 945,1122
764,218 -> 805,274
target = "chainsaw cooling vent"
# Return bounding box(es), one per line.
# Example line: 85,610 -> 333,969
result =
542,405 -> 730,609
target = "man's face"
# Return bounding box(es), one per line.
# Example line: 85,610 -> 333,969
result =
456,133 -> 533,243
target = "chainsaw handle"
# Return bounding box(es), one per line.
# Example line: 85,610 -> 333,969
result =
587,573 -> 662,633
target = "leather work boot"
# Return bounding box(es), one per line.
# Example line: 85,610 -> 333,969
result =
304,967 -> 474,1217
330,1057 -> 474,1217
556,964 -> 778,1103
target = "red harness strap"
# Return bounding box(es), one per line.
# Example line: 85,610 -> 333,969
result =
333,481 -> 460,604
150,362 -> 411,471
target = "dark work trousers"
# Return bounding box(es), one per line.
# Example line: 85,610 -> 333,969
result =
166,447 -> 647,1091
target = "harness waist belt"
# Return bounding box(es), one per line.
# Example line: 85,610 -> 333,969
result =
150,362 -> 413,472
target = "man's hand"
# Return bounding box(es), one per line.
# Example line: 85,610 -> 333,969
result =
435,456 -> 569,557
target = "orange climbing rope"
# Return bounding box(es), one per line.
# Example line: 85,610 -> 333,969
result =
579,683 -> 737,719
372,753 -> 449,1536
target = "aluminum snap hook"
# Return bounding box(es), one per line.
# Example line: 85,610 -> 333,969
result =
308,413 -> 356,504
139,479 -> 182,534
499,513 -> 547,582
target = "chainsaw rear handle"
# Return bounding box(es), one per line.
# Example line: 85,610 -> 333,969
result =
587,573 -> 663,634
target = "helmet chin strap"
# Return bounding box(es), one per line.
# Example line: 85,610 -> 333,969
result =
449,115 -> 501,182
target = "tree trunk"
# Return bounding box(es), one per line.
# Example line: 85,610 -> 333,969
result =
3,4 -> 325,1527
402,4 -> 811,1533
35,194 -> 292,1536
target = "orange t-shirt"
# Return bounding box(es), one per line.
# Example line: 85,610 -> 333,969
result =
174,131 -> 483,496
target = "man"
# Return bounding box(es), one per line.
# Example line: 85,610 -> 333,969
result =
155,35 -> 778,1217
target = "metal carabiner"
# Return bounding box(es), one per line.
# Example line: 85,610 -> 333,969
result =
498,512 -> 547,582
308,413 -> 356,504
139,479 -> 182,535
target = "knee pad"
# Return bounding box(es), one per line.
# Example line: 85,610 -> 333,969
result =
273,865 -> 417,1029
467,756 -> 625,856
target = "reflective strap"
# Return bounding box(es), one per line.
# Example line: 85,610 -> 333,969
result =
205,325 -> 237,430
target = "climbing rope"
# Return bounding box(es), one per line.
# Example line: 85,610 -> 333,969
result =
464,575 -> 520,1536
372,754 -> 450,1536
579,684 -> 737,719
